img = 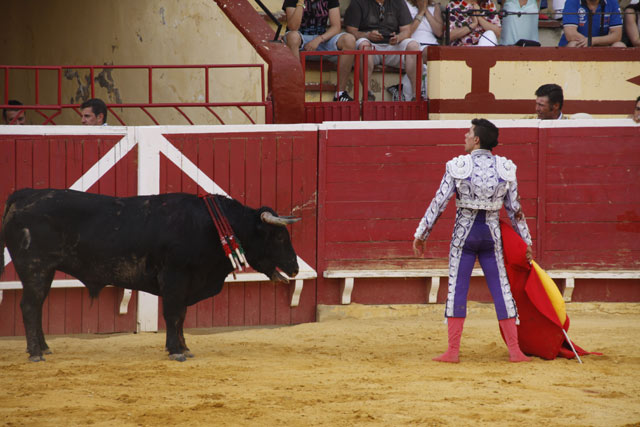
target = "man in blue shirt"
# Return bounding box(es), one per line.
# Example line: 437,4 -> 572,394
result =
559,0 -> 625,46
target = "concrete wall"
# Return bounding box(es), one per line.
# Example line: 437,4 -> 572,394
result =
0,0 -> 268,125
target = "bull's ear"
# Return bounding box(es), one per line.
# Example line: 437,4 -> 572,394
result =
260,212 -> 300,227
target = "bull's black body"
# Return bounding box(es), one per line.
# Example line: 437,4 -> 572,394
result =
0,188 -> 299,361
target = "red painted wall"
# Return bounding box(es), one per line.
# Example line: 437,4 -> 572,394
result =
0,134 -> 138,336
1,122 -> 638,336
317,122 -> 640,305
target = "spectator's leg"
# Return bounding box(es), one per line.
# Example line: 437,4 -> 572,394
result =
404,40 -> 420,100
283,31 -> 303,59
336,33 -> 356,92
355,38 -> 375,99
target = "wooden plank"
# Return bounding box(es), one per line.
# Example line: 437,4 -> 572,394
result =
546,165 -> 640,185
259,135 -> 277,324
275,136 -> 293,325
64,287 -> 83,335
350,277 -> 427,304
546,203 -> 640,222
47,288 -> 67,335
326,144 -> 460,165
114,288 -> 136,332
0,289 -> 17,336
97,287 -> 116,333
212,137 -> 231,326
546,184 -> 638,204
227,136 -> 247,327
0,136 -> 17,281
81,288 -> 99,334
195,297 -> 214,328
244,136 -> 263,324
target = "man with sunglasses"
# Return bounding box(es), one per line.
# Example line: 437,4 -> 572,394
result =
344,0 -> 420,101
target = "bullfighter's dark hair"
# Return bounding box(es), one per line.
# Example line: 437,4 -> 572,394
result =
80,98 -> 108,123
471,118 -> 499,151
535,84 -> 564,110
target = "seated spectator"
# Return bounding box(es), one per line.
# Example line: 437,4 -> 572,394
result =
447,0 -> 502,46
344,0 -> 421,101
558,0 -> 625,47
500,0 -> 540,45
623,0 -> 640,46
2,100 -> 26,125
387,0 -> 443,101
634,96 -> 640,123
282,0 -> 356,101
80,98 -> 108,125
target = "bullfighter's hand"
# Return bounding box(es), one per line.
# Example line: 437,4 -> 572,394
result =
413,238 -> 425,257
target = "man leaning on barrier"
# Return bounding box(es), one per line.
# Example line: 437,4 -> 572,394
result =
2,100 -> 26,125
282,0 -> 357,101
558,0 -> 625,47
80,98 -> 108,126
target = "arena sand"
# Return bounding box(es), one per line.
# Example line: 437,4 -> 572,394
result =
0,302 -> 639,426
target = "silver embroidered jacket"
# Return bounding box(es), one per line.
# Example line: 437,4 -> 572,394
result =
414,149 -> 532,245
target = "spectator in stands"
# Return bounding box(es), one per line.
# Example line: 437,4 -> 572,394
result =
2,100 -> 26,125
344,0 -> 421,101
499,0 -> 540,45
558,0 -> 625,46
623,0 -> 640,46
80,98 -> 108,125
634,96 -> 640,123
535,83 -> 565,120
283,0 -> 357,101
386,0 -> 443,101
447,0 -> 502,46
413,118 -> 532,363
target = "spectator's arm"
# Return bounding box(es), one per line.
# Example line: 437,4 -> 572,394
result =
624,10 -> 640,46
347,25 -> 373,40
304,7 -> 343,51
395,23 -> 414,42
563,24 -> 588,46
285,0 -> 306,31
590,25 -> 623,46
426,3 -> 445,38
323,7 -> 343,41
475,5 -> 501,38
449,18 -> 477,41
407,0 -> 428,35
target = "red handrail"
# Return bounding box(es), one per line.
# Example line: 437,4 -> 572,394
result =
1,64 -> 271,125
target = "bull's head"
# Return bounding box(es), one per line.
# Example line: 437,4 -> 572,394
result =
242,208 -> 300,283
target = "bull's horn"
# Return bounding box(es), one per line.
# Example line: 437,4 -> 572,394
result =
260,212 -> 301,226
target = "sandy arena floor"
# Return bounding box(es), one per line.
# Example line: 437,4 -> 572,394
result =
0,302 -> 639,426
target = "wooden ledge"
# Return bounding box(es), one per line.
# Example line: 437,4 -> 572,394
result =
324,268 -> 640,305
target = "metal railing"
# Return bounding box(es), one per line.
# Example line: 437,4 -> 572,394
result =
1,64 -> 272,125
300,49 -> 424,102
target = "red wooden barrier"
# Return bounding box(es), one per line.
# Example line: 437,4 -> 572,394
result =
317,121 -> 640,305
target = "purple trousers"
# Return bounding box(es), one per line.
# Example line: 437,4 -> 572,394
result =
445,210 -> 517,320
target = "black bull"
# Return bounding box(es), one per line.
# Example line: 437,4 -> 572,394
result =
0,188 -> 300,362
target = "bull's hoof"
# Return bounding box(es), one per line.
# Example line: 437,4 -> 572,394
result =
28,355 -> 45,362
169,353 -> 187,362
183,350 -> 195,358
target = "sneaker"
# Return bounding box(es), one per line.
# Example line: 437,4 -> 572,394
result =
386,84 -> 405,102
333,91 -> 354,102
367,90 -> 376,101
